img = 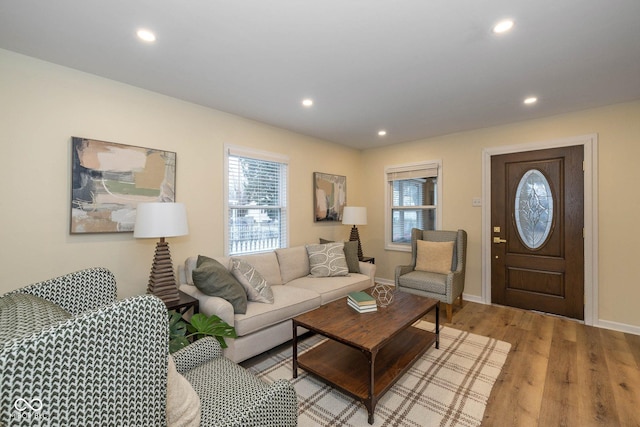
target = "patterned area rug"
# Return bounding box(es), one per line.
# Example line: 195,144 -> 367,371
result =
248,320 -> 511,426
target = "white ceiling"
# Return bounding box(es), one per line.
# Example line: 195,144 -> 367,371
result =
1,0 -> 639,149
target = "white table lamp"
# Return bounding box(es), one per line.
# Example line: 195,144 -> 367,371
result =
134,202 -> 188,303
342,206 -> 367,260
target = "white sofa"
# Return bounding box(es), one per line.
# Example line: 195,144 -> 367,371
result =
178,245 -> 376,363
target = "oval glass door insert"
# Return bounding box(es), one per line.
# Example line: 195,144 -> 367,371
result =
515,169 -> 553,249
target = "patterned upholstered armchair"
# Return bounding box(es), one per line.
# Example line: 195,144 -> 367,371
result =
0,267 -> 297,426
395,229 -> 467,323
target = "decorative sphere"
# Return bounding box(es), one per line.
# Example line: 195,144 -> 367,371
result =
372,283 -> 394,307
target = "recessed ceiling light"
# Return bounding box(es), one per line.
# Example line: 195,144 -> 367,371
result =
302,99 -> 313,107
524,96 -> 538,105
378,130 -> 387,137
493,19 -> 514,34
137,29 -> 156,42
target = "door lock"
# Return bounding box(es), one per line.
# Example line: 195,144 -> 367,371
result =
493,237 -> 507,243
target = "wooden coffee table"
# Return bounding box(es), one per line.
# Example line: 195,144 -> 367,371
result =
292,289 -> 439,424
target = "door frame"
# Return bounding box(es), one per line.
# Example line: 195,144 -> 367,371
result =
481,134 -> 598,326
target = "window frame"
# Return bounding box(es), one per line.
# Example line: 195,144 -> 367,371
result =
224,144 -> 289,256
384,160 -> 442,252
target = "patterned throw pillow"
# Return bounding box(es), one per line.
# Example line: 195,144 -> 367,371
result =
230,258 -> 274,304
306,243 -> 349,277
319,238 -> 360,274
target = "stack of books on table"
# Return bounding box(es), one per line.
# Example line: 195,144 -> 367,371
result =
347,291 -> 377,313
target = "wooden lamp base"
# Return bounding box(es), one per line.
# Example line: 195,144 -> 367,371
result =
349,225 -> 364,260
147,238 -> 180,304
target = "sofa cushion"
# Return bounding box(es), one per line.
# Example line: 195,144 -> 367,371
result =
286,274 -> 371,305
230,258 -> 274,304
275,246 -> 310,283
166,355 -> 201,427
235,252 -> 283,286
233,285 -> 321,336
415,240 -> 454,275
192,255 -> 247,314
306,243 -> 349,277
0,293 -> 71,344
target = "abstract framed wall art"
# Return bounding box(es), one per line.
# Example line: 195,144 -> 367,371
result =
70,137 -> 176,233
314,172 -> 346,222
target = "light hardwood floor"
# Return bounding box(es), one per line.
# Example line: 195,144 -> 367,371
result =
423,301 -> 640,427
242,301 -> 640,426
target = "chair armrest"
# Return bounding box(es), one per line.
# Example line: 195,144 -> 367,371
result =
395,265 -> 414,283
234,378 -> 298,427
0,295 -> 168,425
10,267 -> 117,315
172,337 -> 223,373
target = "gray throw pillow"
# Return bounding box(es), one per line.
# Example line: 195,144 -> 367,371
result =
342,240 -> 361,274
192,255 -> 247,314
306,242 -> 349,277
230,258 -> 274,304
319,238 -> 360,274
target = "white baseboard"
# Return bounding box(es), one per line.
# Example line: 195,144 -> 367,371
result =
374,277 -> 395,286
378,282 -> 639,336
594,319 -> 640,335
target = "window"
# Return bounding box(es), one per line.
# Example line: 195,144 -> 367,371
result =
385,161 -> 441,251
225,145 -> 288,255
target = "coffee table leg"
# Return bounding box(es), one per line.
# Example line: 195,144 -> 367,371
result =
292,321 -> 298,378
435,302 -> 440,349
366,351 -> 376,424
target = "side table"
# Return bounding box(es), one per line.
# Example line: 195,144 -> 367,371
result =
164,290 -> 199,316
361,256 -> 375,264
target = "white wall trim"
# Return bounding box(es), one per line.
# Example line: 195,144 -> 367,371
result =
481,134 -> 599,326
596,319 -> 640,336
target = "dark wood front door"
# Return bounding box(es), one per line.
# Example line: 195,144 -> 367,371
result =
491,145 -> 584,320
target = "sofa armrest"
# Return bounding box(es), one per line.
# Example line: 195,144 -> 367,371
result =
179,285 -> 235,326
358,261 -> 377,285
172,336 -> 223,373
0,295 -> 168,425
9,267 -> 117,315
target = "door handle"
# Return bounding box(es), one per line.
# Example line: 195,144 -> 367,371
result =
493,237 -> 507,243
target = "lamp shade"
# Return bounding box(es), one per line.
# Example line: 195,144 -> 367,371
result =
133,202 -> 189,238
342,206 -> 367,225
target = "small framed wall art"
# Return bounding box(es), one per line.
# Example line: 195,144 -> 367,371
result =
314,172 -> 346,222
70,137 -> 176,233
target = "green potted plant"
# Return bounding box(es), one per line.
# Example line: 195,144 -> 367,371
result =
168,310 -> 237,354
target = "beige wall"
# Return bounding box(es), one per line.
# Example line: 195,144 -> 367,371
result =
2,48 -> 639,331
361,100 -> 640,329
0,49 -> 363,298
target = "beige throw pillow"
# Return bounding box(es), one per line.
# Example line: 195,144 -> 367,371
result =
415,240 -> 455,274
166,355 -> 201,427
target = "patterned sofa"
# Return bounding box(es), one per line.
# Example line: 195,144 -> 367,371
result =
0,267 -> 297,426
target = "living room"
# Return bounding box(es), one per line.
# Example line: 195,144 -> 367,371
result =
1,1 -> 640,425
